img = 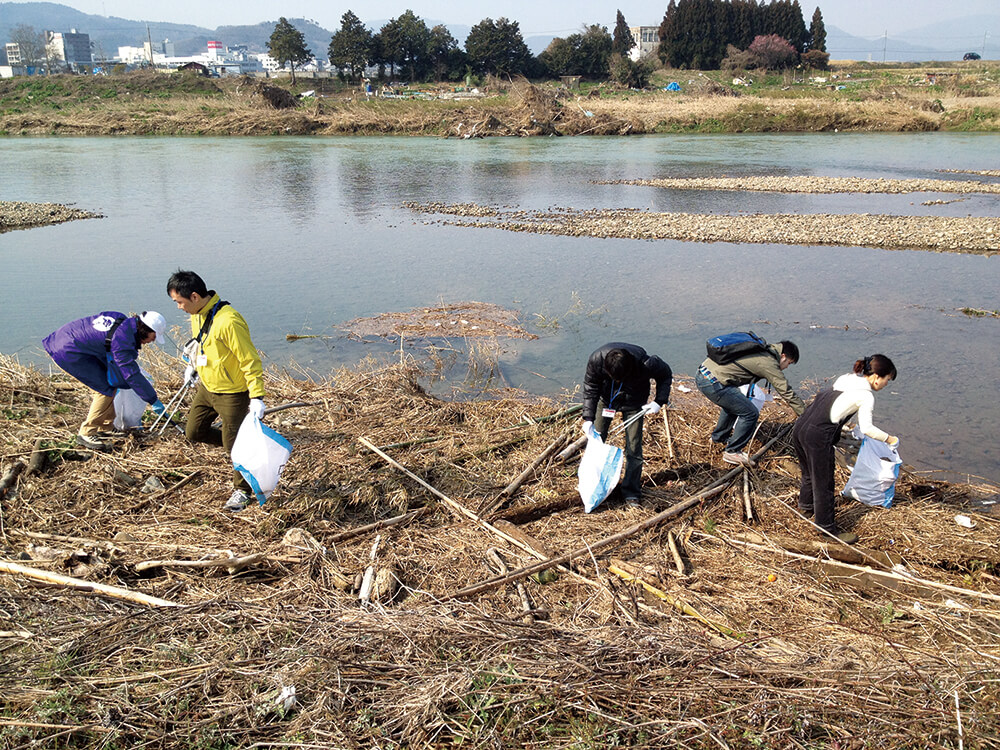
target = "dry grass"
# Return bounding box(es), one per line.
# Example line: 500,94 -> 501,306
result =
1,348 -> 999,748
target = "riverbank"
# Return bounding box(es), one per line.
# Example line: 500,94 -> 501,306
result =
0,200 -> 102,231
1,350 -> 999,747
1,61 -> 999,136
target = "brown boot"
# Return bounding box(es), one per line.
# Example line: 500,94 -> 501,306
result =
835,531 -> 859,545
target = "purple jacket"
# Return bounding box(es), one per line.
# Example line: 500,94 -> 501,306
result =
42,312 -> 157,403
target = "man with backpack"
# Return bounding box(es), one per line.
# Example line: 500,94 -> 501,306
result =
696,332 -> 805,466
581,342 -> 673,505
42,310 -> 168,451
167,270 -> 265,512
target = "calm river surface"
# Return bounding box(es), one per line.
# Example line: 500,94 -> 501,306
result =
2,134 -> 999,481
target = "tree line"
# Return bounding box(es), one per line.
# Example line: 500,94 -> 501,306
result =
265,4 -> 830,86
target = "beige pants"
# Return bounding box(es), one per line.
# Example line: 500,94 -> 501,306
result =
80,393 -> 116,436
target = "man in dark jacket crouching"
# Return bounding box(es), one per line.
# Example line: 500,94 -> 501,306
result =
581,342 -> 673,504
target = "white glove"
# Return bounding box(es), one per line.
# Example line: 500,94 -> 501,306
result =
582,420 -> 598,440
184,365 -> 198,385
641,401 -> 661,415
249,399 -> 265,420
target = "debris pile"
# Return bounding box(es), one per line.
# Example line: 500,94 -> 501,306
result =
1,351 -> 998,747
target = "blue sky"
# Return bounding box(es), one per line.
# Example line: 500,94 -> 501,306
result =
53,0 -> 999,38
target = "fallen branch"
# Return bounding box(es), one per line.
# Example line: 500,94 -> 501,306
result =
134,553 -> 266,574
128,470 -> 202,513
0,461 -> 25,498
325,507 -> 430,544
0,560 -> 178,608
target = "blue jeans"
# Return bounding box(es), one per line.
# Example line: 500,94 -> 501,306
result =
695,370 -> 760,453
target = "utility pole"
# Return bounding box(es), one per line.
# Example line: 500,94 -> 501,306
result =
147,24 -> 154,68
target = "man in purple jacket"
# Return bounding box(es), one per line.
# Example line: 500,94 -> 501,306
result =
43,311 -> 168,451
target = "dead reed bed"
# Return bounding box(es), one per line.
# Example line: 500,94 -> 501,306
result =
1,350 -> 999,748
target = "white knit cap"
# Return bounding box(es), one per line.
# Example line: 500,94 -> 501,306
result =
139,311 -> 167,338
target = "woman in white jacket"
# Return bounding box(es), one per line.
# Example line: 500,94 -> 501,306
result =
792,355 -> 898,544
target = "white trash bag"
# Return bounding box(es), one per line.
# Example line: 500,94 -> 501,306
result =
739,381 -> 773,411
842,437 -> 901,508
231,413 -> 293,506
577,433 -> 624,513
113,366 -> 153,429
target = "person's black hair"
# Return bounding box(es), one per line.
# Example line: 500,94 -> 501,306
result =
778,340 -> 799,364
603,349 -> 636,380
854,354 -> 897,381
167,270 -> 209,299
135,318 -> 154,339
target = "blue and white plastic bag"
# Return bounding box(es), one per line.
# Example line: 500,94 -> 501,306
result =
231,413 -> 293,506
577,432 -> 624,513
842,437 -> 901,508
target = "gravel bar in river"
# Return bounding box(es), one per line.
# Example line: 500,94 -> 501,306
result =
0,200 -> 102,232
407,203 -> 1000,254
600,175 -> 1000,194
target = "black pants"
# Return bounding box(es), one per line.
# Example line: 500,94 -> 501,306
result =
791,389 -> 843,534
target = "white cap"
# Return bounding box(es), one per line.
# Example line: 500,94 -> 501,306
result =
140,311 -> 167,339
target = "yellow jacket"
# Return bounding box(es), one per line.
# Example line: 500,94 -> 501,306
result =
189,294 -> 265,398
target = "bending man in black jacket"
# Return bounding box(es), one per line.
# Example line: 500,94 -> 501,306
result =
582,342 -> 673,504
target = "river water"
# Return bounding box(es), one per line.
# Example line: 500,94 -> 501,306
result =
2,133 -> 998,481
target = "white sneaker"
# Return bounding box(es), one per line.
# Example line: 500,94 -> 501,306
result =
722,451 -> 753,467
223,490 -> 251,512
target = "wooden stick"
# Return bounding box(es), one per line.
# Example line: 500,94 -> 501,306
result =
325,507 -> 430,544
662,409 -> 675,459
488,548 -> 534,624
134,553 -> 265,573
0,560 -> 178,607
358,534 -> 381,605
715,536 -> 1000,604
556,435 -> 588,463
490,427 -> 576,515
743,469 -> 754,523
127,469 -> 202,513
666,529 -> 686,576
0,720 -> 112,733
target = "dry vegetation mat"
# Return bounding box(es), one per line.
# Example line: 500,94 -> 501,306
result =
0,201 -> 102,232
2,348 -> 1000,747
407,202 -> 1000,254
336,302 -> 537,341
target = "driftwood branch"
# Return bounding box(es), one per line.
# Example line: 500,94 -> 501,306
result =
497,425 -> 573,499
666,529 -> 686,576
0,461 -> 25,498
128,470 -> 202,513
488,547 -> 535,624
26,438 -> 48,476
134,553 -> 265,573
662,410 -> 674,459
0,560 -> 178,607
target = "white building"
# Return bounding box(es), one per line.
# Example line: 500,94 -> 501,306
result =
629,26 -> 659,61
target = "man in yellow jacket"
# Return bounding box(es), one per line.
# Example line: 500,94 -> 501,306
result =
167,270 -> 265,512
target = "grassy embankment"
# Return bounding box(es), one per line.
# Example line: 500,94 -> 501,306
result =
1,60 -> 998,137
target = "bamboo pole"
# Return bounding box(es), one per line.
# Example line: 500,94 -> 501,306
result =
0,560 -> 178,607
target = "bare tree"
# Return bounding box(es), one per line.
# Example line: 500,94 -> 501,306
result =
9,24 -> 46,70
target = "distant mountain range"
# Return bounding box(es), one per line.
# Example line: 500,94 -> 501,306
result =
1,2 -> 996,63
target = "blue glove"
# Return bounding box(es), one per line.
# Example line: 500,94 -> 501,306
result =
151,400 -> 166,415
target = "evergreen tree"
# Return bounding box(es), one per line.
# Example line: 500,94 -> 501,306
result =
428,24 -> 465,81
267,18 -> 312,86
268,17 -> 312,84
575,25 -> 614,78
328,10 -> 373,83
539,37 -> 576,76
808,6 -> 827,51
612,10 -> 635,57
657,0 -> 679,67
379,10 -> 432,82
465,17 -> 533,77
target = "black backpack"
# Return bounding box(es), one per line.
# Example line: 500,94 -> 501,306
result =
706,331 -> 768,365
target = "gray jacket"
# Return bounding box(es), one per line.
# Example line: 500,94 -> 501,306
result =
700,343 -> 805,415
